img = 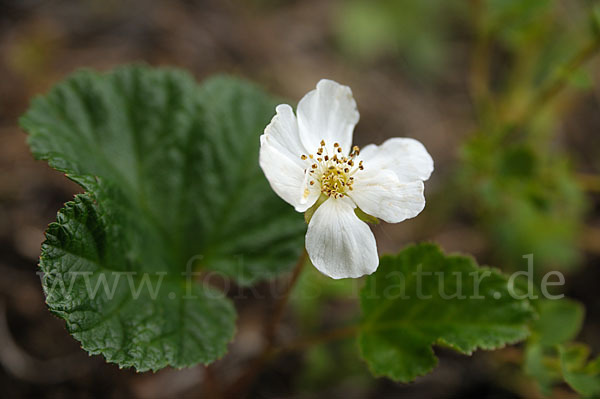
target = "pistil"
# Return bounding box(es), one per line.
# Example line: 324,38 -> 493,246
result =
300,140 -> 364,199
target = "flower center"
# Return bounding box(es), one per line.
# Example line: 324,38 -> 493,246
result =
301,140 -> 364,199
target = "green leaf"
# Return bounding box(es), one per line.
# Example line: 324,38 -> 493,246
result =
531,299 -> 584,347
524,298 -> 585,394
459,135 -> 585,272
334,0 -> 466,79
524,343 -> 561,395
41,192 -> 236,371
358,243 -> 535,382
21,66 -> 305,370
560,344 -> 600,397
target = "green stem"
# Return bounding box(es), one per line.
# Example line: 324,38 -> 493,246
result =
469,0 -> 493,124
505,36 -> 600,138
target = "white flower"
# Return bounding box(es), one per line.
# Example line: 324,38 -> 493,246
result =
259,79 -> 433,279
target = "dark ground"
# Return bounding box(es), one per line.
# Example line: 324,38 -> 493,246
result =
0,1 -> 598,398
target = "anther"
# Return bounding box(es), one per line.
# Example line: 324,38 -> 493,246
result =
320,140 -> 326,146
301,154 -> 307,160
334,142 -> 339,148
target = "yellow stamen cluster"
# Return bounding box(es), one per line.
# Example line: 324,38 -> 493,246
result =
301,140 -> 364,199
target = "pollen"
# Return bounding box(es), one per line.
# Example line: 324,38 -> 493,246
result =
301,139 -> 364,199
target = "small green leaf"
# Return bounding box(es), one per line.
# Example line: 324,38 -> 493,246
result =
532,299 -> 584,346
524,343 -> 561,395
359,243 -> 535,382
560,344 -> 600,397
524,298 -> 584,393
21,66 -> 305,370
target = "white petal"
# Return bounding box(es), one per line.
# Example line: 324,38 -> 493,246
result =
264,104 -> 306,167
259,136 -> 306,211
359,138 -> 433,183
297,169 -> 322,212
349,169 -> 425,223
305,197 -> 378,279
297,79 -> 359,155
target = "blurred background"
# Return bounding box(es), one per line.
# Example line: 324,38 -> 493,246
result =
1,0 -> 599,397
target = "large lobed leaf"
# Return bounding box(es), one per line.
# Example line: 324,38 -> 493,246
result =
21,66 -> 305,371
359,243 -> 535,382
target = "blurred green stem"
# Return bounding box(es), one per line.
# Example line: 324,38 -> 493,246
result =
506,35 -> 600,138
469,0 -> 492,124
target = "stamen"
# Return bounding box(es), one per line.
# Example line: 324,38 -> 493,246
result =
307,138 -> 364,199
301,154 -> 307,160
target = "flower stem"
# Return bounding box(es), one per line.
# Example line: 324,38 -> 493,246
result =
265,249 -> 307,344
224,249 -> 307,397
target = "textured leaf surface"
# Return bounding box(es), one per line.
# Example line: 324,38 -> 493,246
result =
21,66 -> 305,370
359,243 -> 534,382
